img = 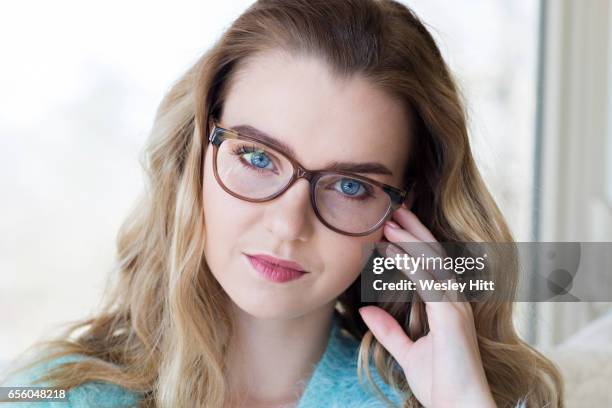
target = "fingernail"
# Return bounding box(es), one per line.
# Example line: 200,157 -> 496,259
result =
385,220 -> 401,229
358,306 -> 371,317
385,243 -> 401,259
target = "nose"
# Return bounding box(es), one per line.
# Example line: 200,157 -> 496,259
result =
263,178 -> 314,242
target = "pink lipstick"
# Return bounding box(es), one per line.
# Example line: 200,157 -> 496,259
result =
245,253 -> 308,283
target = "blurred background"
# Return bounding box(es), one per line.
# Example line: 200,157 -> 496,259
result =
1,0 -> 611,405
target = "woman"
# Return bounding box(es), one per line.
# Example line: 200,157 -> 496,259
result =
1,0 -> 563,406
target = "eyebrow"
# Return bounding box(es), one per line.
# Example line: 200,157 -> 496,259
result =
228,124 -> 394,176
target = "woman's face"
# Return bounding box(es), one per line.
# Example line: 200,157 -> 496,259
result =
202,49 -> 411,319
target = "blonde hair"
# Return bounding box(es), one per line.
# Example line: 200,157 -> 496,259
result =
3,1 -> 563,407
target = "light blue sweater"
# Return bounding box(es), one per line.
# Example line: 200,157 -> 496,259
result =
1,314 -> 406,407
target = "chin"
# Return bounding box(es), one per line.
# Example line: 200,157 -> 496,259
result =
230,291 -> 310,320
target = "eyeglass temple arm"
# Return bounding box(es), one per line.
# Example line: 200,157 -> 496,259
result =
384,179 -> 415,208
208,124 -> 226,147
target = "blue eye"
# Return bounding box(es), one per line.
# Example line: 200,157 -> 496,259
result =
246,151 -> 271,169
232,145 -> 275,172
337,178 -> 365,196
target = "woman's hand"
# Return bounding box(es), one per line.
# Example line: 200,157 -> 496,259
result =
358,205 -> 496,408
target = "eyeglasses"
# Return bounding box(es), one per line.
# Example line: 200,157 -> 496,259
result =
206,120 -> 413,236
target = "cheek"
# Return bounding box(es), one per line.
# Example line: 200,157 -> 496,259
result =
202,150 -> 223,275
320,233 -> 382,291
202,147 -> 251,273
203,145 -> 252,227
203,147 -> 225,243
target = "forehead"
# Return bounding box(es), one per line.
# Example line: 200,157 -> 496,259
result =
220,50 -> 411,184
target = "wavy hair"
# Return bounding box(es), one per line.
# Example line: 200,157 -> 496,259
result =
2,0 -> 563,406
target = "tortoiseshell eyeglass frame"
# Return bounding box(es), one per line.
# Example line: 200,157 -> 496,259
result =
206,119 -> 414,237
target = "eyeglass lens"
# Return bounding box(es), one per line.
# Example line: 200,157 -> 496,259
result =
215,134 -> 392,234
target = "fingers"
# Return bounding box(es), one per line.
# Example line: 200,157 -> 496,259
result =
391,206 -> 445,256
383,208 -> 464,304
384,243 -> 446,302
358,305 -> 412,368
383,229 -> 453,282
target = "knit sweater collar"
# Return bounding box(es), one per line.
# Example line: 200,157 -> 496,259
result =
4,312 -> 404,407
296,312 -> 404,408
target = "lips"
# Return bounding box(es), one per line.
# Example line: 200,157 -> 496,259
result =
247,254 -> 306,271
244,253 -> 309,283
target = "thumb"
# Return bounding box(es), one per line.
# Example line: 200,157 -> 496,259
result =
359,306 -> 413,367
